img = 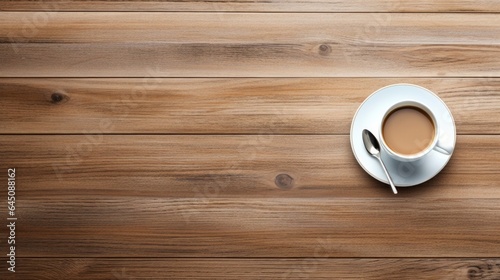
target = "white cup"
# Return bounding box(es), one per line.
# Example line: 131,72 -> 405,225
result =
379,100 -> 453,162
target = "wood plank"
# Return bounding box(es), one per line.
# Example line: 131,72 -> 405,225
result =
1,78 -> 499,134
3,12 -> 499,44
1,13 -> 500,77
1,258 -> 499,279
2,196 -> 500,257
0,135 -> 499,199
1,0 -> 500,12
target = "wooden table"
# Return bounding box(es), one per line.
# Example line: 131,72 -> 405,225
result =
1,1 -> 500,279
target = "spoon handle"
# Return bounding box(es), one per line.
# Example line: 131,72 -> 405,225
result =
377,156 -> 398,194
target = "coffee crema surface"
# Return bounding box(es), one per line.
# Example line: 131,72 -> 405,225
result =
382,106 -> 435,155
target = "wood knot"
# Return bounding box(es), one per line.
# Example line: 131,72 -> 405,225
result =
318,44 -> 331,56
275,174 -> 294,190
467,266 -> 483,279
467,261 -> 500,280
50,92 -> 68,104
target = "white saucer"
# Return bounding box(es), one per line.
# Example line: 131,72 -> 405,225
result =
350,84 -> 456,187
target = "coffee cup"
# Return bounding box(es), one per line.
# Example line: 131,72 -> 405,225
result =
379,100 -> 453,162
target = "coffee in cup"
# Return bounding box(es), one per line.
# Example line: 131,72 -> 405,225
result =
379,101 -> 450,162
382,106 -> 435,155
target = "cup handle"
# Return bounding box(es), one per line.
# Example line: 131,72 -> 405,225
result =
433,132 -> 453,155
433,145 -> 451,155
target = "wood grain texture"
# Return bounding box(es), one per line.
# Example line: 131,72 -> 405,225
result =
0,135 -> 498,197
1,0 -> 500,12
2,196 -> 500,257
1,2 -> 499,278
1,258 -> 499,279
5,135 -> 500,257
1,13 -> 500,77
1,78 -> 499,134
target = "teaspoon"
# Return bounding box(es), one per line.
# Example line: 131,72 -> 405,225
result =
362,129 -> 398,194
